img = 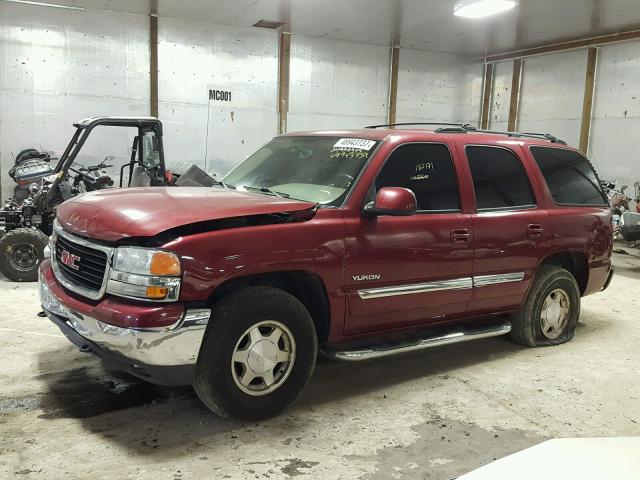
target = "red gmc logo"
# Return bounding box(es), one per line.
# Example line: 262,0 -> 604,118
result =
59,249 -> 81,270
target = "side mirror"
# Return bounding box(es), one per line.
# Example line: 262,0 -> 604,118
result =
363,187 -> 417,217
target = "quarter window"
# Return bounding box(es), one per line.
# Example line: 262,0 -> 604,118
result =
375,143 -> 460,212
466,146 -> 535,210
530,146 -> 607,206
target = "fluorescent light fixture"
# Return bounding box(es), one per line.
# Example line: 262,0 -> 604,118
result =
1,0 -> 85,10
454,0 -> 517,19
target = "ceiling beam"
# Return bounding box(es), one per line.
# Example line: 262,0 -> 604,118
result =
579,48 -> 599,154
485,28 -> 640,63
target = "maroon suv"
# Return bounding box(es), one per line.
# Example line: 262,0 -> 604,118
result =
39,125 -> 613,420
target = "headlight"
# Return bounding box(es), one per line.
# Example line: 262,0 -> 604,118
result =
113,248 -> 181,276
107,247 -> 181,302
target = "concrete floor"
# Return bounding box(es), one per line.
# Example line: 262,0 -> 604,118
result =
1,248 -> 639,479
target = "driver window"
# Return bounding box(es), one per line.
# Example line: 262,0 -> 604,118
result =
374,143 -> 461,212
141,131 -> 161,169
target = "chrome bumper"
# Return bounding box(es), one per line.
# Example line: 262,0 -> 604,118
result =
39,276 -> 210,367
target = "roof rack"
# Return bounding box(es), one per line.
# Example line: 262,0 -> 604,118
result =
364,122 -> 566,145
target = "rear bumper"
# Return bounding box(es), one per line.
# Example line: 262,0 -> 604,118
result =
38,260 -> 210,385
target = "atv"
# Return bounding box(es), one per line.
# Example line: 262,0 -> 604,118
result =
0,116 -> 177,282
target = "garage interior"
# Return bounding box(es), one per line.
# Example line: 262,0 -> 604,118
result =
1,0 -> 639,478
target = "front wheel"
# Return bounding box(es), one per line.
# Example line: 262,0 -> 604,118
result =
194,286 -> 318,420
509,265 -> 581,347
0,228 -> 49,282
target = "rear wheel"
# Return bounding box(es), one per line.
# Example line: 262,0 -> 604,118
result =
194,286 -> 317,420
0,228 -> 49,282
509,265 -> 581,347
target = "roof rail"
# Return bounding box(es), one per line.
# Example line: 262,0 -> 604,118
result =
363,122 -> 566,145
364,122 -> 476,129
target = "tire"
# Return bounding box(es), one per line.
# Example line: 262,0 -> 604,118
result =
194,286 -> 318,420
0,228 -> 49,282
509,265 -> 581,347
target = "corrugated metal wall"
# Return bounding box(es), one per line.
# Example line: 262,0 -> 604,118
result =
0,2 -> 149,201
396,49 -> 483,125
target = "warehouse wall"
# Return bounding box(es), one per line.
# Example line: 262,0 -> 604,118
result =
396,49 -> 483,125
488,59 -> 514,131
517,50 -> 586,148
589,41 -> 640,188
0,2 -> 149,201
487,43 -> 640,188
288,35 -> 390,131
158,18 -> 279,178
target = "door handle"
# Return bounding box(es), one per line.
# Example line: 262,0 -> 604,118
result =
450,228 -> 470,243
527,223 -> 544,237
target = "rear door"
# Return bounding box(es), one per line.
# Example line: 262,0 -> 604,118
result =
343,141 -> 474,335
461,144 -> 552,314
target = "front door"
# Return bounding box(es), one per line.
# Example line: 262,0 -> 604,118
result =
344,142 -> 474,336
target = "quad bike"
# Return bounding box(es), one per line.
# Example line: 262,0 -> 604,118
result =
0,116 -> 181,282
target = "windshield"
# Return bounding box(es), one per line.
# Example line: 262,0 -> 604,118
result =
223,136 -> 379,206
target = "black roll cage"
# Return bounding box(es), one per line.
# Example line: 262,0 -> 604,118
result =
54,116 -> 167,182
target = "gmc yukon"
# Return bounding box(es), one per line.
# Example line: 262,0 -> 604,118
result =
38,125 -> 613,420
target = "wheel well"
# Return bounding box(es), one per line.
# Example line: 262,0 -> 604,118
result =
540,252 -> 588,294
208,271 -> 331,343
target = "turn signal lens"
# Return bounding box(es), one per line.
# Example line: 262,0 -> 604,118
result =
146,286 -> 169,299
150,252 -> 181,276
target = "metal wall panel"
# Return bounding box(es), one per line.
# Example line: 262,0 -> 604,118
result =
158,18 -> 279,177
517,50 -> 586,148
488,60 -> 514,131
0,2 -> 149,201
287,35 -> 390,132
590,41 -> 640,187
396,49 -> 483,126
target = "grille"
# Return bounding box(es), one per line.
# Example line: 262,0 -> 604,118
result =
55,234 -> 108,292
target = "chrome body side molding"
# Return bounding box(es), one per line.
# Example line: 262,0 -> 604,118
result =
473,272 -> 525,287
357,277 -> 473,300
356,272 -> 526,300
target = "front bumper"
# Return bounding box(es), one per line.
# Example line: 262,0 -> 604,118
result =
39,260 -> 210,385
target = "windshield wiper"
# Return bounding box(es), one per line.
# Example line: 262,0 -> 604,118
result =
214,180 -> 235,189
242,185 -> 289,198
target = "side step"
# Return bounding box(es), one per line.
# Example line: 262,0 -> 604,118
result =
322,321 -> 512,362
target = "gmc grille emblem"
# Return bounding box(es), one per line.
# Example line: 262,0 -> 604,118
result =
59,249 -> 81,270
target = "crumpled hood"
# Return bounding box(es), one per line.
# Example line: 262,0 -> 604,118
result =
56,186 -> 317,242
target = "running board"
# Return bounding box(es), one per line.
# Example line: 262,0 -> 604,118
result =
322,321 -> 512,362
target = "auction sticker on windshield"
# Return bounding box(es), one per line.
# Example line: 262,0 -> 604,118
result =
333,138 -> 376,150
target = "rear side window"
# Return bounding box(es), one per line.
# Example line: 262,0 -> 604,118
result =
466,146 -> 535,210
375,143 -> 460,212
530,146 -> 607,206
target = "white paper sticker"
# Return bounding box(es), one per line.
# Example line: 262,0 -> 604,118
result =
333,138 -> 376,150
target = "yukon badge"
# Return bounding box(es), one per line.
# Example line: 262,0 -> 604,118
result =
353,274 -> 381,282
